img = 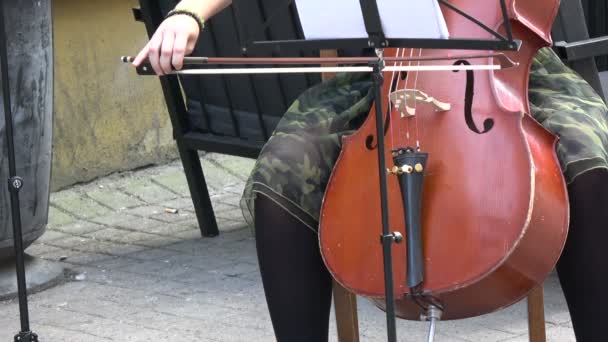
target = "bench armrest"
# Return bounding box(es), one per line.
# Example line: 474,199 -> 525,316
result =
554,36 -> 608,62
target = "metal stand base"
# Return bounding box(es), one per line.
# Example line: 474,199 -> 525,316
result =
14,331 -> 38,342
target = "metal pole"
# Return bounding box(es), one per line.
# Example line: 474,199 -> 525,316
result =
371,51 -> 398,342
0,1 -> 39,341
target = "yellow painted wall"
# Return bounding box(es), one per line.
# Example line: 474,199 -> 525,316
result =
52,0 -> 177,190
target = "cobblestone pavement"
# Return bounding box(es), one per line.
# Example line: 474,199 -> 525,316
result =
0,153 -> 575,341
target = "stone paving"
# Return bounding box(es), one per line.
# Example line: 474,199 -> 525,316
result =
0,153 -> 576,341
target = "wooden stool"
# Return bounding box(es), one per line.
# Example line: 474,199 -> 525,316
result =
332,282 -> 546,342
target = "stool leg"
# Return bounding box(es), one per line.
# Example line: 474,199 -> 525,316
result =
527,285 -> 546,342
322,52 -> 358,342
333,280 -> 360,342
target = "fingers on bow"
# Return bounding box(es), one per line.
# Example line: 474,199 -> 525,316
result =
133,29 -> 191,75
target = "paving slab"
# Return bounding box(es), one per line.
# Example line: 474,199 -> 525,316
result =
87,188 -> 145,210
51,191 -> 112,219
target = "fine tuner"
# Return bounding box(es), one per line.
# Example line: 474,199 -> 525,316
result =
387,163 -> 424,175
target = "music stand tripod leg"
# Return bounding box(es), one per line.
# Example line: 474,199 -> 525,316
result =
359,2 -> 402,340
0,2 -> 39,341
370,51 -> 399,342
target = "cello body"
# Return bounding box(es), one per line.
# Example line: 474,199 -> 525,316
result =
318,0 -> 569,320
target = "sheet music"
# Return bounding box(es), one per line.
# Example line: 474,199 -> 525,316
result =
295,0 -> 449,40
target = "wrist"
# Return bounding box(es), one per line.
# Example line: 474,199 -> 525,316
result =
166,8 -> 205,32
175,0 -> 232,22
174,0 -> 206,18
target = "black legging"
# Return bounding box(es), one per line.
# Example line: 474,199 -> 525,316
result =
254,195 -> 333,342
254,169 -> 608,342
556,168 -> 608,342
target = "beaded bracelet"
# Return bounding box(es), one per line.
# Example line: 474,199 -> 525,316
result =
166,9 -> 205,32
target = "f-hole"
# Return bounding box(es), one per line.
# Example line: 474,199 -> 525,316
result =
453,60 -> 494,134
365,71 -> 405,150
365,106 -> 392,150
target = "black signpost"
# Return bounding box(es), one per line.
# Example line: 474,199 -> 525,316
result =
0,1 -> 39,341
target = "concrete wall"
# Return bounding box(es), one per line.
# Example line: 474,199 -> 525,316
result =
51,0 -> 178,191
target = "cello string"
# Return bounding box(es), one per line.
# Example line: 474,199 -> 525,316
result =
391,48 -> 408,148
395,48 -> 407,148
404,48 -> 415,145
413,48 -> 423,151
388,48 -> 400,150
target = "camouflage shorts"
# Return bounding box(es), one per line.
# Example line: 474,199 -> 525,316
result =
240,48 -> 608,232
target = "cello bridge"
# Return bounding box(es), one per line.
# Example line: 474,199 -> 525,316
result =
389,89 -> 451,117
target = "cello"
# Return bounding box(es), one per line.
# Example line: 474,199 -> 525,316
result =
319,0 -> 569,324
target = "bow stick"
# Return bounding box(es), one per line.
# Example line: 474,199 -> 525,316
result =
121,53 -> 517,75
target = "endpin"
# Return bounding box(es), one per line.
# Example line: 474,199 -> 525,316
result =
421,305 -> 443,342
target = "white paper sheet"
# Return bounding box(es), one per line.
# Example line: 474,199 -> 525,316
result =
295,0 -> 449,40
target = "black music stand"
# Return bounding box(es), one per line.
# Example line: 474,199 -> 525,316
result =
229,1 -> 520,341
238,0 -> 520,54
0,2 -> 39,341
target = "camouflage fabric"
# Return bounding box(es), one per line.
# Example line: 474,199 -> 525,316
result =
240,47 -> 608,232
529,48 -> 608,182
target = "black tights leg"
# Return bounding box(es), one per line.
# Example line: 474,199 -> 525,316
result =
557,169 -> 608,342
254,193 -> 333,342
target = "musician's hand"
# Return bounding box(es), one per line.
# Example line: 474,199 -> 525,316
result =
132,14 -> 200,75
